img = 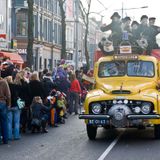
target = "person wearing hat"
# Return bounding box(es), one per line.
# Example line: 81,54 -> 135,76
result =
136,15 -> 155,54
149,17 -> 160,49
121,16 -> 132,33
100,12 -> 122,50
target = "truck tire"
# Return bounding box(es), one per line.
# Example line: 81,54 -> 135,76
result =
87,125 -> 97,140
154,125 -> 160,139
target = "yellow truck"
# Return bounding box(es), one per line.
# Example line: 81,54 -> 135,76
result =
79,54 -> 160,140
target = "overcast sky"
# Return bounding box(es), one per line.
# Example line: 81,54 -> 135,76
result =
82,0 -> 160,25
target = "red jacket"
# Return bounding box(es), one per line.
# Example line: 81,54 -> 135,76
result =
70,79 -> 81,93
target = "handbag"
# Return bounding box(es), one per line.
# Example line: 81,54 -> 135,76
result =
17,98 -> 25,109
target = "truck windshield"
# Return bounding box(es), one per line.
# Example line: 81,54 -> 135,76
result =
98,61 -> 125,77
98,60 -> 155,78
127,61 -> 154,77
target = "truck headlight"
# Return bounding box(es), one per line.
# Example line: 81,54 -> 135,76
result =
91,103 -> 102,114
134,106 -> 141,114
141,103 -> 151,114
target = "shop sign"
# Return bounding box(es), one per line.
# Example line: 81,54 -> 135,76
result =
17,48 -> 27,54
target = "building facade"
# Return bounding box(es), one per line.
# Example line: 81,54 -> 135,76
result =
88,17 -> 103,67
12,0 -> 62,71
0,0 -> 12,49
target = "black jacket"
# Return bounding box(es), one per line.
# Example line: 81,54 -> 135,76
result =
29,80 -> 45,103
8,83 -> 19,107
41,77 -> 55,98
31,103 -> 51,119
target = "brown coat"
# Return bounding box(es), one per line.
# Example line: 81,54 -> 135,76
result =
0,78 -> 11,107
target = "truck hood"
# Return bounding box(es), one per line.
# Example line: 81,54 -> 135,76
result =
97,79 -> 157,94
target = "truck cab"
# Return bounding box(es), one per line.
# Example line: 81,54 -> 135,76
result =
79,54 -> 160,140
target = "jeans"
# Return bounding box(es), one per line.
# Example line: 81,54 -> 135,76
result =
0,102 -> 8,143
8,107 -> 21,140
69,92 -> 79,114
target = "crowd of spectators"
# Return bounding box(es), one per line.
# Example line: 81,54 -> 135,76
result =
0,58 -> 86,145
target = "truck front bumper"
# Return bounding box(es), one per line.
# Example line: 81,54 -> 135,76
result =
79,114 -> 160,120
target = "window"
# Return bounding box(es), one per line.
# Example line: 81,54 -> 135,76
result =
34,14 -> 38,38
44,19 -> 47,41
98,61 -> 125,77
44,0 -> 47,9
54,23 -> 58,43
34,0 -> 39,5
53,0 -> 58,14
127,61 -> 154,77
39,57 -> 42,69
48,21 -> 53,42
40,0 -> 43,7
16,12 -> 28,36
0,14 -> 4,30
58,24 -> 62,45
44,58 -> 47,69
40,16 -> 43,39
48,0 -> 52,12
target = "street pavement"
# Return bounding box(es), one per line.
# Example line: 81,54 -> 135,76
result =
1,115 -> 160,160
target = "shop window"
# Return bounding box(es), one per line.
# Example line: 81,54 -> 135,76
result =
16,12 -> 28,36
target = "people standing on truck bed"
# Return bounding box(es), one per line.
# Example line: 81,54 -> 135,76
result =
99,12 -> 160,55
100,12 -> 122,49
149,17 -> 160,49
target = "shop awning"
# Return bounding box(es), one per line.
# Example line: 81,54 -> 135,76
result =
0,51 -> 24,64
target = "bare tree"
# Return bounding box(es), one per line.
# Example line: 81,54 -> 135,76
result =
58,0 -> 67,59
79,0 -> 92,70
27,0 -> 34,69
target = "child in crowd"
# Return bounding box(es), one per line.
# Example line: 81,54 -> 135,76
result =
47,89 -> 59,127
57,92 -> 67,124
31,96 -> 52,133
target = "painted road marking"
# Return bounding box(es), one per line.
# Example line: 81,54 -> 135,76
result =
97,130 -> 125,160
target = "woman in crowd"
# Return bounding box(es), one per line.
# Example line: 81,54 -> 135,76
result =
14,71 -> 30,133
29,72 -> 45,103
69,73 -> 81,115
5,76 -> 21,140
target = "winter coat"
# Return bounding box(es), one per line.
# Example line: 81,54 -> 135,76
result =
41,77 -> 56,98
29,80 -> 45,103
31,102 -> 51,119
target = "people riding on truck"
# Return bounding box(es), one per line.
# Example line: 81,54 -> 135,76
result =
98,12 -> 160,57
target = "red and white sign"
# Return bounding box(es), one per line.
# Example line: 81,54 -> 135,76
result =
0,34 -> 6,41
0,34 -> 7,48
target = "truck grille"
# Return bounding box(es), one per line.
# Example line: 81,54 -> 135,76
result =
112,90 -> 131,94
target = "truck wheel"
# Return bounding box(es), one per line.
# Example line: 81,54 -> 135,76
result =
154,125 -> 160,139
87,125 -> 97,140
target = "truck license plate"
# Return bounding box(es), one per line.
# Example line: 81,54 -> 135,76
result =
88,119 -> 107,125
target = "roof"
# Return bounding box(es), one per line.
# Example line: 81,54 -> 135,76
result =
0,51 -> 24,64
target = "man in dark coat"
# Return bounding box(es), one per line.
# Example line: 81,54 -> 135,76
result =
100,12 -> 122,51
149,17 -> 160,49
41,72 -> 56,99
136,15 -> 155,54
